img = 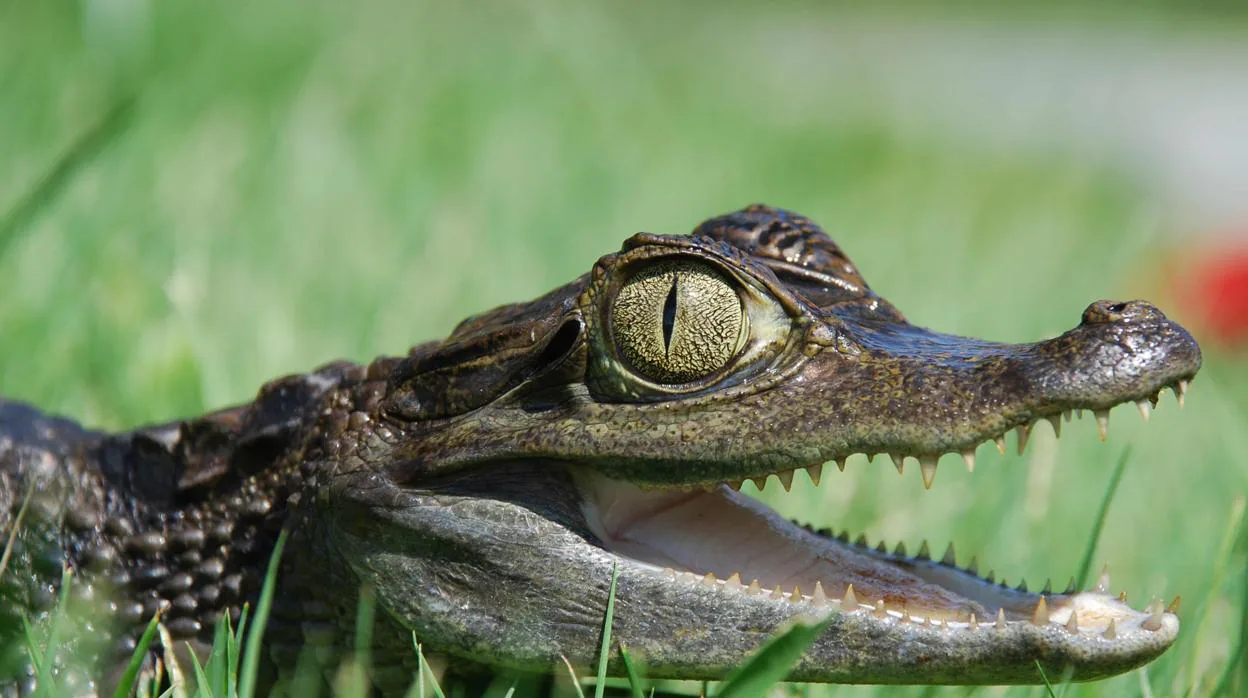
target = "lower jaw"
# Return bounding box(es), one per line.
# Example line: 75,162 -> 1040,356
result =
573,466 -> 1169,633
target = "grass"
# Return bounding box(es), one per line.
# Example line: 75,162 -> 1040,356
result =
2,1 -> 1247,696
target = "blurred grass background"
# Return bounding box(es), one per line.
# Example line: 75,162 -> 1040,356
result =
2,1 -> 1247,696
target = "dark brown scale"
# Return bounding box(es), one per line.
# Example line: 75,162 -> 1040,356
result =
123,532 -> 167,557
196,557 -> 225,579
170,593 -> 198,616
166,618 -> 203,638
131,564 -> 171,589
157,572 -> 194,595
169,528 -> 206,550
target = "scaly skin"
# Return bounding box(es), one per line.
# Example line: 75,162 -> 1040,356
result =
0,205 -> 1201,694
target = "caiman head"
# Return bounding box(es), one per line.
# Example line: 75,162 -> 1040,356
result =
321,205 -> 1201,684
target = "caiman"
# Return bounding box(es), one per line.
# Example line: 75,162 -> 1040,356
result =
0,205 -> 1202,694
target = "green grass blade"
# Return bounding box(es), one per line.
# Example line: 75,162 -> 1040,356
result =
593,560 -> 620,698
0,482 -> 34,580
35,566 -> 73,697
1210,503 -> 1248,697
225,608 -> 243,698
713,615 -> 835,698
186,641 -> 213,698
113,610 -> 163,698
411,632 -> 446,698
238,529 -> 288,698
205,609 -> 231,698
1034,660 -> 1057,698
559,654 -> 587,698
618,643 -> 645,698
1075,447 -> 1130,590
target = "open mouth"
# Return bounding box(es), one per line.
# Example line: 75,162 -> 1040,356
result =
576,381 -> 1189,638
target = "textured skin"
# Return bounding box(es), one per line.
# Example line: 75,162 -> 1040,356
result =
0,205 -> 1201,693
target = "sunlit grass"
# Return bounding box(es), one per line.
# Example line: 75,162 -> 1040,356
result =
1,1 -> 1246,696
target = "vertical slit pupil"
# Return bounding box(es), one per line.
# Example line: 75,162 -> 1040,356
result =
661,276 -> 678,352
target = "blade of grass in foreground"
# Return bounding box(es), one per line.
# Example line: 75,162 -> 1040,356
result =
712,614 -> 835,698
238,529 -> 288,698
1075,448 -> 1130,590
618,643 -> 645,698
113,610 -> 163,698
410,633 -> 446,698
593,561 -> 620,698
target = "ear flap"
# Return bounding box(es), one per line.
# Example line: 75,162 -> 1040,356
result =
692,204 -> 898,315
385,283 -> 586,421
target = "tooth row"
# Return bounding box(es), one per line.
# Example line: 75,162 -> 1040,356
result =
663,569 -> 1175,636
737,379 -> 1192,493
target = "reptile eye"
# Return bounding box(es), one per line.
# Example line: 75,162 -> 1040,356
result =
611,260 -> 747,383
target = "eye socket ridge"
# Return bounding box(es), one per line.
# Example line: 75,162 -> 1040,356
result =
609,258 -> 748,384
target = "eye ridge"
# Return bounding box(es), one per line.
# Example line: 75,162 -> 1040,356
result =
661,275 -> 678,353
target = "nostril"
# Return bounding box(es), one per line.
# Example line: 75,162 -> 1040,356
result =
1082,300 -> 1170,326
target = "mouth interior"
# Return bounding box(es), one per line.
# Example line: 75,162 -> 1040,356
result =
575,465 -> 1156,631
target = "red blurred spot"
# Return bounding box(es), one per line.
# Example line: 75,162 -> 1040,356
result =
1175,239 -> 1248,348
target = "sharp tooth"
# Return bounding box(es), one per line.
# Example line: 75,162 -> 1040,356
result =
1175,379 -> 1188,408
969,613 -> 979,631
966,556 -> 978,576
900,608 -> 912,623
961,448 -> 976,473
1166,595 -> 1182,614
1064,609 -> 1079,634
890,454 -> 906,474
1063,409 -> 1073,423
985,570 -> 995,584
1094,565 -> 1111,594
941,542 -> 957,566
1149,391 -> 1160,408
919,455 -> 938,489
835,458 -> 847,473
1041,579 -> 1052,595
751,476 -> 768,491
777,470 -> 794,492
1103,619 -> 1117,640
1095,409 -> 1110,441
866,453 -> 875,463
1136,399 -> 1151,423
747,579 -> 762,595
995,608 -> 1007,630
812,581 -> 828,607
854,533 -> 868,547
1045,414 -> 1062,438
843,584 -> 858,612
728,479 -> 745,491
893,542 -> 907,557
916,540 -> 931,560
807,463 -> 823,486
702,572 -> 718,587
994,436 -> 1006,455
1017,579 -> 1028,593
836,530 -> 850,543
1142,601 -> 1164,631
1015,424 -> 1030,454
875,541 -> 887,554
874,599 -> 888,619
789,586 -> 803,603
769,585 -> 783,600
725,572 -> 742,588
1119,591 -> 1128,603
1063,577 -> 1076,594
1031,597 -> 1049,625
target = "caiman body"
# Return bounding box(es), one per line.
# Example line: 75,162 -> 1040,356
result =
0,205 -> 1201,694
